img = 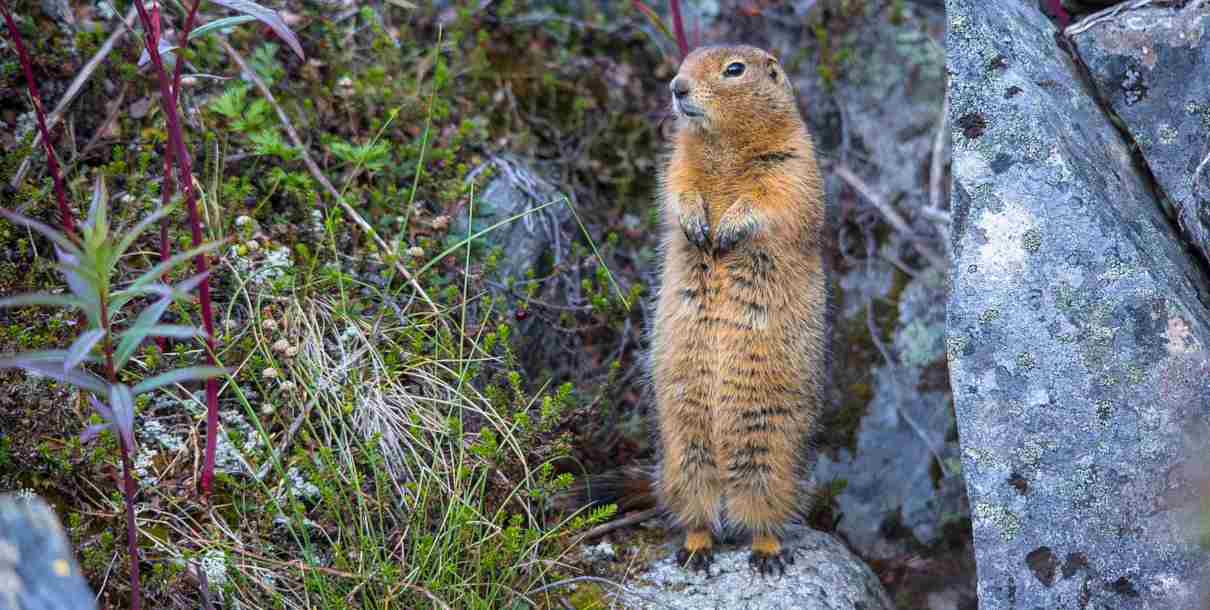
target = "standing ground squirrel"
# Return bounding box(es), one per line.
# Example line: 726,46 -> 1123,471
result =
561,44 -> 827,577
653,44 -> 826,576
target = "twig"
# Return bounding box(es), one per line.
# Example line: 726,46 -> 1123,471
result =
577,507 -> 661,541
834,165 -> 946,269
927,93 -> 952,247
9,4 -> 139,191
216,38 -> 446,324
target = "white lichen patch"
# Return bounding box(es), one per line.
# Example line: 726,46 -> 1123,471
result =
142,419 -> 184,452
280,467 -> 320,501
133,447 -> 160,489
200,549 -> 228,591
974,199 -> 1035,280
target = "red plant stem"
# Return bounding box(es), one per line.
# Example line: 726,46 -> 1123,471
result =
0,1 -> 76,239
130,1 -> 221,496
667,0 -> 689,60
100,294 -> 141,610
119,446 -> 143,610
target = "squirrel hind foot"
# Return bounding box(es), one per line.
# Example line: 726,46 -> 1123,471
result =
677,528 -> 716,574
748,534 -> 793,578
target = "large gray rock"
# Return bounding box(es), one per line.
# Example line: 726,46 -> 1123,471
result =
1070,1 -> 1210,266
0,493 -> 97,610
619,530 -> 893,610
948,1 -> 1210,608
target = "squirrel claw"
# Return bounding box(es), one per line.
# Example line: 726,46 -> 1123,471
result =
677,547 -> 715,575
748,548 -> 791,578
677,192 -> 712,252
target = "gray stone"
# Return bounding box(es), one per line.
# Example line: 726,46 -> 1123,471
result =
452,155 -> 572,285
619,530 -> 893,610
1071,1 -> 1210,267
0,493 -> 97,610
947,0 -> 1210,608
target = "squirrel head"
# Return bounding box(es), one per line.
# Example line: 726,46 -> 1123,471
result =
668,45 -> 799,139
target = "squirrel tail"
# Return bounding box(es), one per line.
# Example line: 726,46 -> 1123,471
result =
555,465 -> 658,514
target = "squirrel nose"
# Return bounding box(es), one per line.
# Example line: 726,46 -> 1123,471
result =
671,77 -> 690,99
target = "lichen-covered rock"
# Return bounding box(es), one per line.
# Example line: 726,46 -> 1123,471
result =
618,530 -> 893,610
948,1 -> 1210,608
0,493 -> 97,610
1070,1 -> 1210,266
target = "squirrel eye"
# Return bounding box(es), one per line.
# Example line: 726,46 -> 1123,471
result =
724,62 -> 745,77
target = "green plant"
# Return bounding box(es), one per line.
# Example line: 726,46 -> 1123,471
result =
0,180 -> 227,610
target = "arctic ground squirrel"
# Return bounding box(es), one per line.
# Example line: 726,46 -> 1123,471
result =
568,44 -> 828,577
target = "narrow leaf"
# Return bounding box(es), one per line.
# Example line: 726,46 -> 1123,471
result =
0,293 -> 85,310
137,37 -> 178,68
80,423 -> 109,444
131,366 -> 229,395
168,270 -> 211,297
0,360 -> 109,394
86,176 -> 107,237
113,296 -> 172,370
142,324 -> 206,339
114,206 -> 174,260
109,384 -> 136,452
209,0 -> 304,60
65,329 -> 106,371
88,394 -> 114,420
0,208 -> 82,258
188,15 -> 257,40
126,241 -> 224,293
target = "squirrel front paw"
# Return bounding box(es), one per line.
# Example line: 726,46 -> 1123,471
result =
677,192 -> 711,252
714,198 -> 761,254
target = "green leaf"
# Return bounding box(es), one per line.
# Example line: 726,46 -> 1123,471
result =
140,324 -> 206,340
65,329 -> 106,371
112,296 -> 172,370
131,366 -> 229,395
188,15 -> 257,40
84,176 -> 108,241
210,85 -> 248,119
109,384 -> 136,451
0,292 -> 86,310
114,205 -> 174,261
124,241 -> 224,295
0,359 -> 108,394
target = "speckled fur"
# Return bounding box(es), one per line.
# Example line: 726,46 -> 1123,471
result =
650,44 -> 827,569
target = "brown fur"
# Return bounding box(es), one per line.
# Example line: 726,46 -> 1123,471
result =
652,44 -> 827,572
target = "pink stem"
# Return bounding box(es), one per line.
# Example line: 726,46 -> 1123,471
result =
130,0 -> 220,497
0,1 -> 76,239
